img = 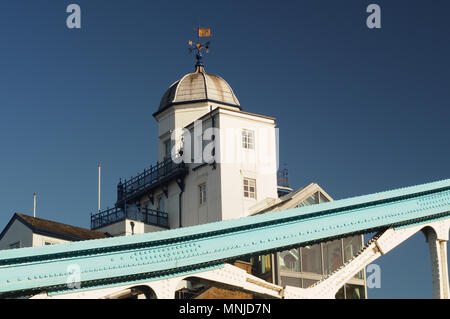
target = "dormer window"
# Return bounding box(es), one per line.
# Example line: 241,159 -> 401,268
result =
242,129 -> 255,150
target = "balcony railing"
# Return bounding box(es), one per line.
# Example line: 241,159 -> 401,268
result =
91,205 -> 169,230
117,157 -> 187,205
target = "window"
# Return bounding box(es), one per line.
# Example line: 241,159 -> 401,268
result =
279,248 -> 300,272
44,242 -> 54,246
323,239 -> 343,275
258,254 -> 272,274
199,183 -> 206,205
301,244 -> 322,274
280,276 -> 301,288
243,178 -> 256,199
157,195 -> 166,212
345,284 -> 366,299
319,192 -> 330,203
302,278 -> 318,288
242,129 -> 255,150
335,286 -> 345,299
164,139 -> 172,159
297,193 -> 318,207
9,242 -> 20,249
343,236 -> 364,279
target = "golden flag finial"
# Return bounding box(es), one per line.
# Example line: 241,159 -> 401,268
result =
198,28 -> 212,38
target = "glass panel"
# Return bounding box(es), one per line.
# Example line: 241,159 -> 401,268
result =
279,249 -> 300,272
301,244 -> 322,274
199,184 -> 206,205
323,239 -> 343,275
299,193 -> 318,206
242,130 -> 248,148
260,254 -> 271,274
243,178 -> 256,198
158,196 -> 165,212
280,276 -> 301,288
302,278 -> 318,288
345,284 -> 365,299
242,129 -> 255,149
319,192 -> 330,203
335,286 -> 345,299
343,235 -> 364,279
164,140 -> 172,159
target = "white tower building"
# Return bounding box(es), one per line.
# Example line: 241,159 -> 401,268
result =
92,59 -> 278,236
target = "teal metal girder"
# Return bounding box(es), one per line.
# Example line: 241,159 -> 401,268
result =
1,178 -> 450,297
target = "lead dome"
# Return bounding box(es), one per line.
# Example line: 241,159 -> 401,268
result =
157,65 -> 240,114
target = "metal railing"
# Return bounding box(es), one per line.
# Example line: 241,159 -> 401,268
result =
117,157 -> 186,203
91,205 -> 169,230
277,168 -> 289,188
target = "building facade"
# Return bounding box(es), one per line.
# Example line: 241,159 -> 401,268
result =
89,59 -> 366,299
0,57 -> 367,299
0,213 -> 108,250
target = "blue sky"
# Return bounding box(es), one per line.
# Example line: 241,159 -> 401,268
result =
0,0 -> 449,298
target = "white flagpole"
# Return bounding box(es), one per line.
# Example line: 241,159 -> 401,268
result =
98,163 -> 101,213
33,193 -> 37,218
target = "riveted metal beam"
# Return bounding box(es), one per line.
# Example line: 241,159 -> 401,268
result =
0,179 -> 449,297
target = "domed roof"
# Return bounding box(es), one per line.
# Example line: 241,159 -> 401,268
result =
156,65 -> 240,114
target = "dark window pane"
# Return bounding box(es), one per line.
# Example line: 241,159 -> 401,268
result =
343,235 -> 364,279
345,284 -> 365,299
280,276 -> 301,288
301,244 -> 322,274
279,249 -> 300,272
302,278 -> 318,288
260,254 -> 271,274
323,239 -> 343,275
319,192 -> 330,203
343,236 -> 362,261
335,286 -> 345,299
301,193 -> 317,206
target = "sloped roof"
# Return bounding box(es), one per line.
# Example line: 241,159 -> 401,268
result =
250,183 -> 333,215
0,213 -> 110,242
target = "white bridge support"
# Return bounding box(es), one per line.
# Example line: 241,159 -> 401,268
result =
32,264 -> 283,299
284,219 -> 450,299
424,223 -> 449,299
32,219 -> 449,300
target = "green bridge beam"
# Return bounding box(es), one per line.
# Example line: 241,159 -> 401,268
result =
1,178 -> 450,297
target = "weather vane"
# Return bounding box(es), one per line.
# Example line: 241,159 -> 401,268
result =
188,27 -> 212,67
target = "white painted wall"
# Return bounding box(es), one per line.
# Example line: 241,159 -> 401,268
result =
0,219 -> 69,250
154,107 -> 278,227
156,102 -> 210,162
96,219 -> 166,237
0,219 -> 33,250
217,110 -> 278,220
155,102 -> 240,162
32,234 -> 68,247
128,105 -> 278,231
